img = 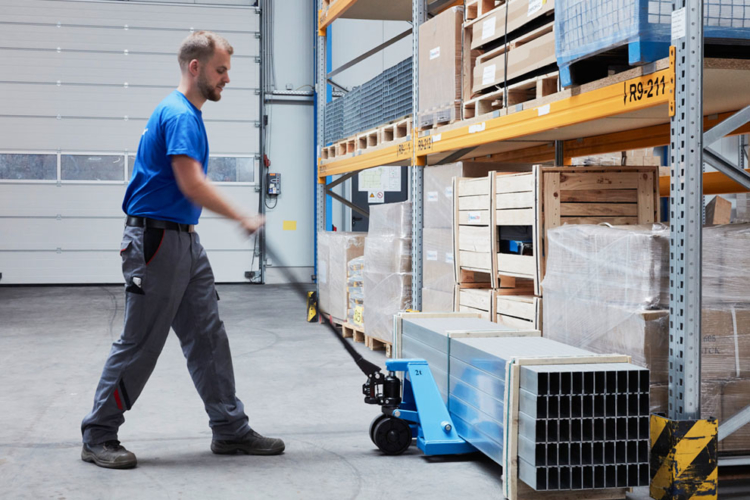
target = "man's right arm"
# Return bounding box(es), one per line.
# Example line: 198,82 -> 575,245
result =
171,155 -> 263,234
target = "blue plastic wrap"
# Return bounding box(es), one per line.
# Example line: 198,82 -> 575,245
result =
556,0 -> 750,87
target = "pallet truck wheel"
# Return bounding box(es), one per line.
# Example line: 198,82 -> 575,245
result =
369,414 -> 388,445
373,416 -> 412,455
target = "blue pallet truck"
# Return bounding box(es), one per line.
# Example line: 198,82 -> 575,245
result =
363,359 -> 475,456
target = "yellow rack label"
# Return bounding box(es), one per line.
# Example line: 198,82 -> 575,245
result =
623,74 -> 669,107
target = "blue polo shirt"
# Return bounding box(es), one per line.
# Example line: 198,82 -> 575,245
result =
123,90 -> 209,225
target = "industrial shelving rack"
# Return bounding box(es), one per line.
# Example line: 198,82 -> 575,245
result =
314,0 -> 750,472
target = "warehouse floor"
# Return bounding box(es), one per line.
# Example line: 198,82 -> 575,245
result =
1,285 -> 748,499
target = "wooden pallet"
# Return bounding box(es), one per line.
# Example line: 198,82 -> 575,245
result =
464,0 -> 500,22
417,103 -> 462,131
320,116 -> 411,161
463,72 -> 558,120
335,320 -> 392,358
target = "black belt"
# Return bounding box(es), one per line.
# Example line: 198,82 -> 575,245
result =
126,216 -> 195,233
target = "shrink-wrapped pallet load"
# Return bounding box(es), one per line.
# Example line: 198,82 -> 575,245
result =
316,231 -> 365,322
542,223 -> 750,452
364,202 -> 412,344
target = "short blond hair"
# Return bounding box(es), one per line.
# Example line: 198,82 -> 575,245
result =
178,31 -> 234,70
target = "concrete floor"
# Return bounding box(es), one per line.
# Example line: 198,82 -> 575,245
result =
1,285 -> 748,500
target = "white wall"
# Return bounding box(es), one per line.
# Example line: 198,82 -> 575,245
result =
262,0 -> 315,282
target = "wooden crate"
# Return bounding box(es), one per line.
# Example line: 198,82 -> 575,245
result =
454,175 -> 495,283
455,286 -> 494,321
494,166 -> 660,295
495,294 -> 542,331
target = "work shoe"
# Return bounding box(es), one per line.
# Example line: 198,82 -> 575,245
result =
81,440 -> 137,469
211,429 -> 285,456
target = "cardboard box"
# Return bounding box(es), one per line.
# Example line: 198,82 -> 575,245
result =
651,379 -> 750,453
470,0 -> 555,50
705,196 -> 731,226
418,6 -> 463,127
423,228 -> 454,293
422,288 -> 455,313
472,28 -> 556,94
702,307 -> 750,380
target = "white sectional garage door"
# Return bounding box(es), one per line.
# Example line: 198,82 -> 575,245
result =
0,0 -> 260,284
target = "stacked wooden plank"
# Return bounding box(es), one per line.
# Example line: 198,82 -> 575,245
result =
454,166 -> 660,330
462,0 -> 557,121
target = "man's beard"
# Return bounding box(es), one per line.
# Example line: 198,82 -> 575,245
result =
197,71 -> 221,102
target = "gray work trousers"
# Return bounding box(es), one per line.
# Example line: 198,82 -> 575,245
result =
81,224 -> 251,445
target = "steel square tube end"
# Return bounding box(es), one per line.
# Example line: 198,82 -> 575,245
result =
548,420 -> 558,443
606,372 -> 616,394
628,463 -> 639,486
560,467 -> 571,490
605,442 -> 616,464
550,372 -> 560,396
583,395 -> 593,418
572,420 -> 582,442
606,418 -> 616,440
595,372 -> 606,394
639,417 -> 649,440
548,467 -> 559,490
628,417 -> 638,439
639,393 -> 650,416
560,396 -> 571,419
559,420 -> 570,443
617,371 -> 628,392
639,440 -> 649,463
583,466 -> 594,489
606,394 -> 616,417
582,442 -> 592,465
617,395 -> 628,416
617,465 -> 628,487
584,372 -> 594,394
639,463 -> 649,486
548,396 -> 559,419
561,372 -> 572,395
640,371 -> 650,393
629,371 -> 639,393
594,465 -> 605,489
628,394 -> 639,416
606,465 -> 617,488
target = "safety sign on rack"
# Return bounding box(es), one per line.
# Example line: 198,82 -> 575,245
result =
359,166 -> 401,192
368,190 -> 385,204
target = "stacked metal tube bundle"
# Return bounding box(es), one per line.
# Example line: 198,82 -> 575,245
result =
517,363 -> 650,491
397,315 -> 651,494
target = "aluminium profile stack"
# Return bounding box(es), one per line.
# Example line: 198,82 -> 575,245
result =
399,315 -> 650,493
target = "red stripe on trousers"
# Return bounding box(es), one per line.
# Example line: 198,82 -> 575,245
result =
114,389 -> 124,411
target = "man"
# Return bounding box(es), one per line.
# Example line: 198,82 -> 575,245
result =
80,31 -> 284,469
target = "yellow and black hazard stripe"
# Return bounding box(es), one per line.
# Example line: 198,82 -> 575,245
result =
650,413 -> 718,500
306,291 -> 319,322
